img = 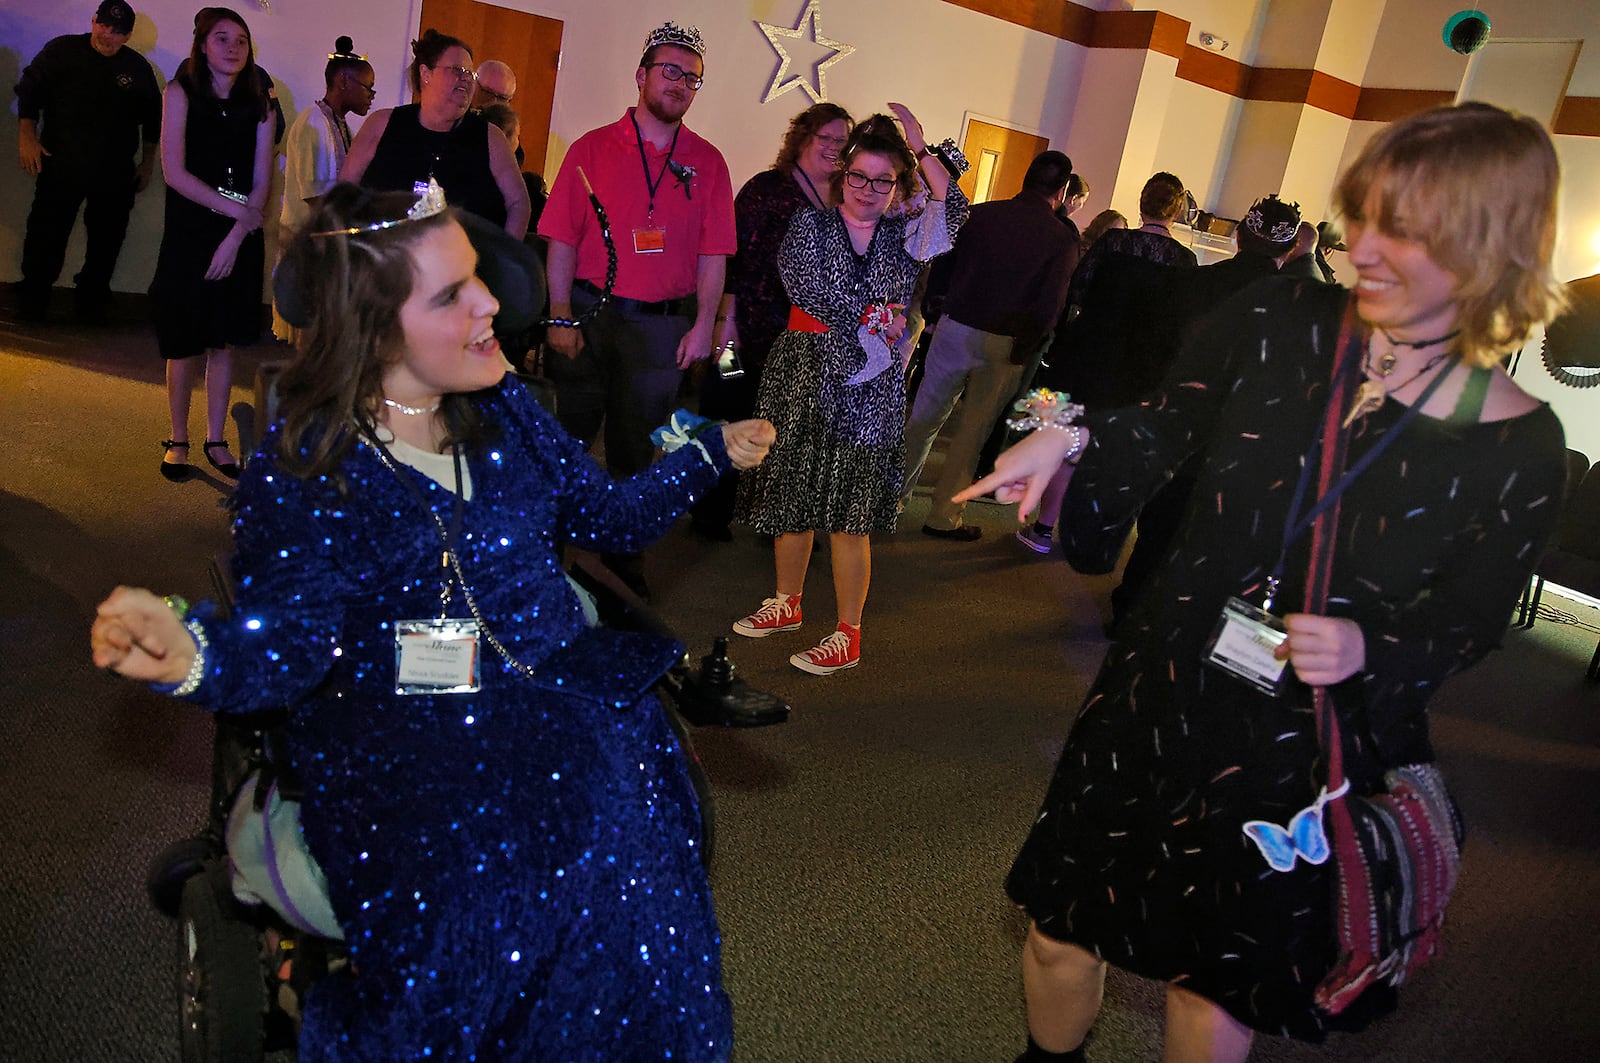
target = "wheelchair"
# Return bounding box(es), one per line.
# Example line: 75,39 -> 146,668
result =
147,556 -> 787,1062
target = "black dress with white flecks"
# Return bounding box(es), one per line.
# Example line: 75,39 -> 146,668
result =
1007,278 -> 1566,1040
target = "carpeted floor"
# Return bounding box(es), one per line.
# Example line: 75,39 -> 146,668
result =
1,296 -> 1596,1062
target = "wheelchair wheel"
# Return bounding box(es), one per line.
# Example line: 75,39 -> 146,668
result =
177,869 -> 266,1063
148,835 -> 217,920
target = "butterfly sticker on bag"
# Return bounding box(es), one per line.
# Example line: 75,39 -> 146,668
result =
1242,779 -> 1350,872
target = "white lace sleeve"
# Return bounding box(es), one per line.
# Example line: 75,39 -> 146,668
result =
902,195 -> 952,262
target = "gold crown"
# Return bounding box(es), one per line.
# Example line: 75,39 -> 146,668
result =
642,21 -> 705,59
310,178 -> 448,237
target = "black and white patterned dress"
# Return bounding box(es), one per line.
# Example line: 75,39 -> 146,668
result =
736,188 -> 968,535
1008,278 -> 1566,1040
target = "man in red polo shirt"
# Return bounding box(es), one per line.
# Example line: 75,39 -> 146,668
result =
539,21 -> 735,490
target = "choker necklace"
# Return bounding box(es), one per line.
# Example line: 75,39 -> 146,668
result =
384,397 -> 441,416
1344,340 -> 1452,428
1368,327 -> 1460,376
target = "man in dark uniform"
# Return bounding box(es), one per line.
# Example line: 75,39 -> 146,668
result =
14,1 -> 161,321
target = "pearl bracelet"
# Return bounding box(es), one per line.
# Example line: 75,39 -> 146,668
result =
1056,424 -> 1087,464
172,619 -> 209,697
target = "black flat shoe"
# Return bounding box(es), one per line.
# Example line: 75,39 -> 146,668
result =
160,440 -> 192,482
203,440 -> 241,478
922,523 -> 982,541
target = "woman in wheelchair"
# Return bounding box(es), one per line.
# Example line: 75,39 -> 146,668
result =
92,181 -> 773,1061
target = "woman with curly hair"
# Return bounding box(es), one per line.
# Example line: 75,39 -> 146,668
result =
692,101 -> 853,540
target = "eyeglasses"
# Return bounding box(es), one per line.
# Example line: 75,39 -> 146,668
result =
643,62 -> 704,91
432,63 -> 476,84
844,170 -> 896,195
813,133 -> 847,148
478,87 -> 513,104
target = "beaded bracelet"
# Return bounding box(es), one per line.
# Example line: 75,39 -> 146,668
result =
171,620 -> 209,697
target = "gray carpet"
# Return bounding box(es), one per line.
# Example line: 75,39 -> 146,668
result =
2,297 -> 1597,1062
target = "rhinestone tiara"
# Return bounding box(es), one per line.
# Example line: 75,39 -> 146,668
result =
642,21 -> 705,59
310,178 -> 448,238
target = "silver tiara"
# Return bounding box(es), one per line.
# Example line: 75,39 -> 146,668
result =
310,178 -> 448,237
643,21 -> 705,59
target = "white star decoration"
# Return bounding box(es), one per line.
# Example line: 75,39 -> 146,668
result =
756,0 -> 855,105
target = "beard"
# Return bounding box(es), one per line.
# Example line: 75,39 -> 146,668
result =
643,90 -> 690,125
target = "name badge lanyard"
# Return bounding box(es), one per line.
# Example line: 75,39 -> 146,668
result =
1261,329 -> 1455,613
630,110 -> 682,230
364,430 -> 553,687
365,430 -> 466,620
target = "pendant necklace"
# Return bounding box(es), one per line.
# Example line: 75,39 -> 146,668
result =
1343,328 -> 1459,429
384,396 -> 441,416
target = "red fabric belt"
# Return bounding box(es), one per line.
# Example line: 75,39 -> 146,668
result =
787,306 -> 829,333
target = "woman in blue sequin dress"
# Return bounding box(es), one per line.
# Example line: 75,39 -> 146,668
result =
92,184 -> 773,1061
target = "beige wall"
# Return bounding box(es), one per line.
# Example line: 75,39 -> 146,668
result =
1,0 -> 1597,459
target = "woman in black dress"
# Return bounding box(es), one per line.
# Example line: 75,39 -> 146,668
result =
151,6 -> 274,482
960,103 -> 1568,1063
691,101 -> 852,540
341,29 -> 529,239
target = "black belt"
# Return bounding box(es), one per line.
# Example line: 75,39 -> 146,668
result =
576,278 -> 688,315
574,278 -> 691,317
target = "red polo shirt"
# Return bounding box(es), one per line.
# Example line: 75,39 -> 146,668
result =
539,110 -> 736,303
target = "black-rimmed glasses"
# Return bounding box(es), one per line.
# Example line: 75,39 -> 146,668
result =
644,62 -> 704,91
844,170 -> 896,195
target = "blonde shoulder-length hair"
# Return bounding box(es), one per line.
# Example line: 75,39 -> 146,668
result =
1334,102 -> 1565,367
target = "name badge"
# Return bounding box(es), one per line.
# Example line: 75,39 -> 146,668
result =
632,226 -> 667,254
394,618 -> 481,694
1202,597 -> 1289,695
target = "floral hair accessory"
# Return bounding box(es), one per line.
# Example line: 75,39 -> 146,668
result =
310,178 -> 448,237
642,21 -> 706,59
1006,388 -> 1085,434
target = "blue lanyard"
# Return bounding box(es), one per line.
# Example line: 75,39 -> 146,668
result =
1263,336 -> 1455,612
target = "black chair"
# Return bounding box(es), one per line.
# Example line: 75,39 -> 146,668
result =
1517,455 -> 1600,682
1515,448 -> 1588,627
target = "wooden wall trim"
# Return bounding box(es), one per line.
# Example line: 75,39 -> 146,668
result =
1554,97 -> 1600,137
940,1 -> 1598,136
940,0 -> 1093,44
1175,46 -> 1250,97
1353,87 -> 1457,123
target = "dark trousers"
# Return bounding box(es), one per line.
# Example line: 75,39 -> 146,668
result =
20,158 -> 136,298
689,353 -> 763,531
542,287 -> 692,479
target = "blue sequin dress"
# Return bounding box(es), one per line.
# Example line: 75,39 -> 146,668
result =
180,378 -> 734,1061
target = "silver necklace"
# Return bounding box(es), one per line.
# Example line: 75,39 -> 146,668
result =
384,396 -> 441,416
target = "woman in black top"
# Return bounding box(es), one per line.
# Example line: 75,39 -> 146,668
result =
342,29 -> 529,238
150,6 -> 274,482
961,102 -> 1567,1063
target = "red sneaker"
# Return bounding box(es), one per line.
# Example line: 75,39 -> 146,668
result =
732,594 -> 802,638
790,623 -> 860,675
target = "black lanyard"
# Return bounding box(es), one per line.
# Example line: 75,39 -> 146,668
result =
795,166 -> 824,209
630,109 -> 681,218
1263,332 -> 1456,611
365,429 -> 466,607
